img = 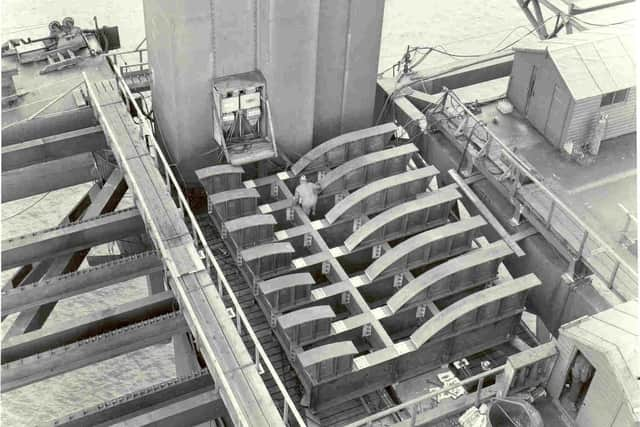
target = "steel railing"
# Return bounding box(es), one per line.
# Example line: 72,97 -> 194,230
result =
429,89 -> 637,301
346,366 -> 504,427
83,54 -> 306,426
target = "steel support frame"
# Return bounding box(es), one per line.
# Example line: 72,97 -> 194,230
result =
2,169 -> 129,339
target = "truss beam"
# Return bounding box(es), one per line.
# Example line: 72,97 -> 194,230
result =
3,291 -> 176,362
1,207 -> 144,270
2,152 -> 97,202
1,309 -> 186,392
48,369 -> 228,427
1,125 -> 106,171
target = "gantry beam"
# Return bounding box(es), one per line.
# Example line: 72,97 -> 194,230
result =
48,369 -> 228,427
1,181 -> 100,294
1,125 -> 106,171
1,310 -> 186,392
2,291 -> 176,363
1,106 -> 98,147
1,207 -> 144,270
1,251 -> 162,316
108,389 -> 223,427
3,169 -> 129,338
1,152 -> 97,202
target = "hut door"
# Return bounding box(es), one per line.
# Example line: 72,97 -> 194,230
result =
545,85 -> 570,147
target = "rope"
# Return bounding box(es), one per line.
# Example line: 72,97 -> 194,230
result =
2,192 -> 51,220
2,80 -> 84,131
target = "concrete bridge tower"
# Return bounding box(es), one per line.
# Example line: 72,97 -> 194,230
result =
143,0 -> 386,183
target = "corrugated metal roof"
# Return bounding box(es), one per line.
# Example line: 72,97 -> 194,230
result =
514,29 -> 635,100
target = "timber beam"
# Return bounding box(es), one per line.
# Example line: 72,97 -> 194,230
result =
1,309 -> 186,392
47,369 -> 229,427
1,125 -> 106,171
2,291 -> 176,362
1,250 -> 163,315
1,207 -> 145,270
1,152 -> 97,202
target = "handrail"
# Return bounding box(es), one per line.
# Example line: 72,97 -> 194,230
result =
434,89 -> 637,300
100,58 -> 306,426
345,366 -> 504,427
82,73 -> 249,426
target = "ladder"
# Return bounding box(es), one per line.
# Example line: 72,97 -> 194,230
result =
40,49 -> 80,74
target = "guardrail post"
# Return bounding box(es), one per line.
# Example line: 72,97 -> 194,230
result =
475,376 -> 485,407
410,404 -> 418,426
621,214 -> 632,243
545,200 -> 555,228
578,230 -> 589,259
608,261 -> 620,289
283,402 -> 289,424
217,272 -> 223,296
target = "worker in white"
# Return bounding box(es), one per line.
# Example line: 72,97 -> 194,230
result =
294,175 -> 321,215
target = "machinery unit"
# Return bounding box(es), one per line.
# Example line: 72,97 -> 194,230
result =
212,71 -> 278,165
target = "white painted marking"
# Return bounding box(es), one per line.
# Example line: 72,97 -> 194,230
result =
311,219 -> 326,230
311,288 -> 326,300
258,204 -> 271,213
353,356 -> 369,370
350,275 -> 369,287
332,321 -> 347,334
292,258 -> 306,269
371,306 -> 389,319
568,169 -> 636,195
277,171 -> 291,180
274,230 -> 288,240
395,341 -> 414,355
244,179 -> 256,188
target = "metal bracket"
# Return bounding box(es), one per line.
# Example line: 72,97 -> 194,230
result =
393,274 -> 404,289
372,244 -> 383,259
303,233 -> 312,248
416,304 -> 427,319
285,207 -> 295,222
341,291 -> 351,305
321,261 -> 331,275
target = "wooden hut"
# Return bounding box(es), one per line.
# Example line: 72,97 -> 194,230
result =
546,300 -> 639,427
507,29 -> 635,154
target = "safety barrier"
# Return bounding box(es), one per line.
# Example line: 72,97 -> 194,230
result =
83,54 -> 306,426
428,89 -> 637,301
346,366 -> 504,427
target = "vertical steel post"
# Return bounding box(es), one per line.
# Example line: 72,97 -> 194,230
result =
609,261 -> 620,289
475,376 -> 485,407
545,200 -> 555,227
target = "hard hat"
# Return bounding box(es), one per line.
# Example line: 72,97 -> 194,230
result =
300,175 -> 307,181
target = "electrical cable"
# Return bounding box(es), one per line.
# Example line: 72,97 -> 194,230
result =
489,25 -> 529,53
411,14 -> 556,58
2,192 -> 51,220
376,14 -> 557,117
571,16 -> 634,27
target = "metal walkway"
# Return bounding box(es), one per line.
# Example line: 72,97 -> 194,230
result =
427,89 -> 637,301
82,69 -> 290,426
